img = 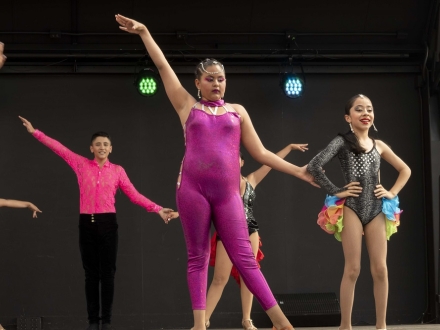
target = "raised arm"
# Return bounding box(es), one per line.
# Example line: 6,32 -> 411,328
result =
246,143 -> 308,188
115,14 -> 195,124
0,42 -> 6,69
0,198 -> 42,218
374,140 -> 411,199
234,104 -> 317,187
19,116 -> 85,172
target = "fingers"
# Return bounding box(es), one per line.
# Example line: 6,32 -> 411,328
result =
33,211 -> 38,218
115,14 -> 130,21
343,181 -> 362,197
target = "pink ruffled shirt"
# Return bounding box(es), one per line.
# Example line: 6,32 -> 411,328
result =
33,130 -> 162,214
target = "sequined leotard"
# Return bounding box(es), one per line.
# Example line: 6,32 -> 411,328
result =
307,135 -> 382,225
243,180 -> 259,234
176,102 -> 276,311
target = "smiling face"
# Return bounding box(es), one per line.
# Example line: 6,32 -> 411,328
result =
90,136 -> 112,162
345,95 -> 375,132
195,64 -> 226,101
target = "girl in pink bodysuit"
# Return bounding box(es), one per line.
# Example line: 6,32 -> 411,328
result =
116,14 -> 318,330
19,116 -> 176,330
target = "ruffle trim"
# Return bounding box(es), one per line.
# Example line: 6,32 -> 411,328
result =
317,195 -> 402,241
210,232 -> 264,285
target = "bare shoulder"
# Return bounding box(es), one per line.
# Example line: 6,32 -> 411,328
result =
227,103 -> 247,122
375,139 -> 392,155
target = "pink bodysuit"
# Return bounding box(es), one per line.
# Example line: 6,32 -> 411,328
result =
33,130 -> 162,214
176,101 -> 277,311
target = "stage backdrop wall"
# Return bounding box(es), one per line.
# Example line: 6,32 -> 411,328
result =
0,73 -> 426,329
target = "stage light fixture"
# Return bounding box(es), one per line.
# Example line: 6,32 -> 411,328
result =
281,73 -> 304,98
135,68 -> 159,97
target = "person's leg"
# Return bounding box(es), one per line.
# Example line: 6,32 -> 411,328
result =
339,207 -> 364,330
205,240 -> 233,323
240,232 -> 259,329
364,213 -> 388,330
212,196 -> 292,329
100,219 -> 119,326
177,187 -> 212,330
79,221 -> 101,326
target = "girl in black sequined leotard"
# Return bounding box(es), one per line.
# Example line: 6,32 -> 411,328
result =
308,135 -> 382,225
205,144 -> 308,330
307,94 -> 411,330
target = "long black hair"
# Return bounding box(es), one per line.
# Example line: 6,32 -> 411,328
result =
338,94 -> 375,153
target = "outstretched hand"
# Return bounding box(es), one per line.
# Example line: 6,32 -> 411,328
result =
18,116 -> 35,134
28,203 -> 42,218
158,208 -> 178,224
291,143 -> 308,152
299,165 -> 320,188
115,14 -> 147,34
0,42 -> 6,69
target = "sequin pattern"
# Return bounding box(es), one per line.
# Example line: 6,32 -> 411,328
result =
243,181 -> 259,234
307,136 -> 382,225
33,130 -> 162,214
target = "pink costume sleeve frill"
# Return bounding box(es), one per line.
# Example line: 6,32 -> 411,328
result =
117,166 -> 163,213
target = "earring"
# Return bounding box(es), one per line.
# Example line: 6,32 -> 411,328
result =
372,123 -> 378,132
197,89 -> 201,99
349,122 -> 354,133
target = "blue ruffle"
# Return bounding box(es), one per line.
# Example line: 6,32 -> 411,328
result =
382,196 -> 401,221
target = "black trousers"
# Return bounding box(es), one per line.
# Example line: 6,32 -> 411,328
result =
79,213 -> 118,324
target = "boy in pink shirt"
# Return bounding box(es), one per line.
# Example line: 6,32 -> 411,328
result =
19,116 -> 175,330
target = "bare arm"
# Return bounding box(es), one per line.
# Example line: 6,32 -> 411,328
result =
0,199 -> 42,218
374,140 -> 411,199
115,14 -> 194,124
0,42 -> 6,69
234,104 -> 318,187
246,143 -> 308,188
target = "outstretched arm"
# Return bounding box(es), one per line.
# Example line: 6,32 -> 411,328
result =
235,104 -> 318,187
19,116 -> 85,172
247,143 -> 308,188
115,14 -> 194,124
0,199 -> 42,218
0,42 -> 6,69
374,140 -> 411,199
117,167 -> 175,223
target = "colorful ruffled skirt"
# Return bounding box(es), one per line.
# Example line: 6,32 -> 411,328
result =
317,195 -> 402,241
209,232 -> 264,285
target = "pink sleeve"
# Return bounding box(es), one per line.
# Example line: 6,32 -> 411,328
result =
117,166 -> 163,213
33,130 -> 85,173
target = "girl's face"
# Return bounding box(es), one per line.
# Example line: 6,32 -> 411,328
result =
195,65 -> 226,101
345,96 -> 375,132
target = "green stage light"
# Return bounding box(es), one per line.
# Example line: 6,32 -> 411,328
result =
281,73 -> 304,99
135,68 -> 159,97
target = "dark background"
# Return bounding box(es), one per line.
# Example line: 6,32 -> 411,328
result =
0,0 -> 439,329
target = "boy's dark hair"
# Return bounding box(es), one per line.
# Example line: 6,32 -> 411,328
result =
91,131 -> 112,144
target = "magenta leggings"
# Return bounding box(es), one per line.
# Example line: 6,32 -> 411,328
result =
177,180 -> 277,311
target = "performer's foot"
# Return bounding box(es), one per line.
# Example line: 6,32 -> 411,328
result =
242,319 -> 257,330
86,323 -> 99,330
101,323 -> 115,330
